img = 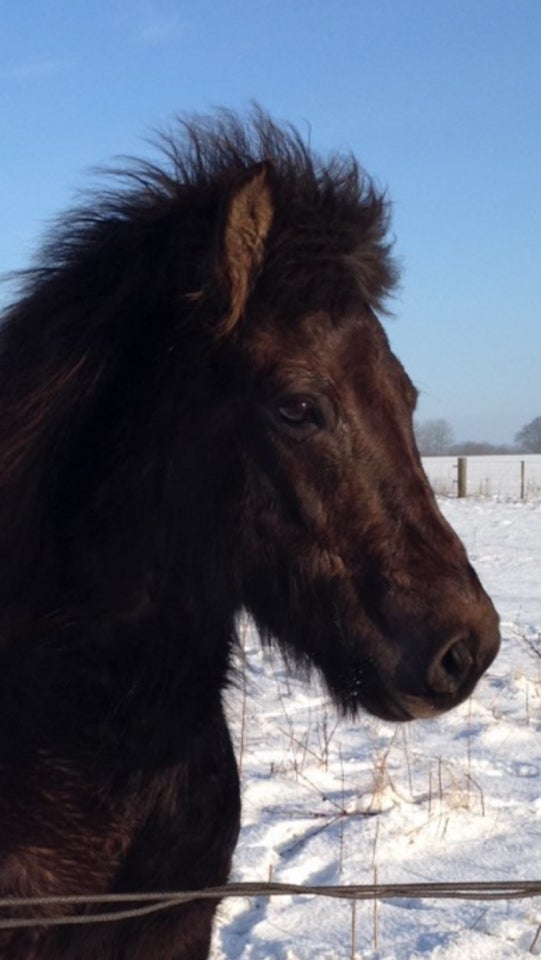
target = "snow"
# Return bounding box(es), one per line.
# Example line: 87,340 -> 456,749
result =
212,496 -> 541,959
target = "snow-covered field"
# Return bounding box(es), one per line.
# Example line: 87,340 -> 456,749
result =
213,496 -> 541,959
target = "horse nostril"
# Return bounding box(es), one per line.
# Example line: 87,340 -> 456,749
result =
429,637 -> 474,696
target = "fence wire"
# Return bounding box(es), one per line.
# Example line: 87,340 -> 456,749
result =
2,879 -> 541,930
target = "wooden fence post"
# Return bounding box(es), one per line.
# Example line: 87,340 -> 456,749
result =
457,457 -> 467,498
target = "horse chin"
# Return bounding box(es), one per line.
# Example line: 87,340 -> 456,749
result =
358,691 -> 418,723
333,671 -> 415,722
357,686 -> 464,723
338,668 -> 447,723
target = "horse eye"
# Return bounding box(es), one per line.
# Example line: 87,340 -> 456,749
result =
276,395 -> 323,430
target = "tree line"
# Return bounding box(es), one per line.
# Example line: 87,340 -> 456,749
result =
414,415 -> 541,457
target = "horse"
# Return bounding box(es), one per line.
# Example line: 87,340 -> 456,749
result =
0,109 -> 499,959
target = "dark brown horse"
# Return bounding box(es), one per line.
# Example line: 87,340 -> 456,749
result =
0,110 -> 499,959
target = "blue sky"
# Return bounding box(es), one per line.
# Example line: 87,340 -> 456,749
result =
1,0 -> 539,443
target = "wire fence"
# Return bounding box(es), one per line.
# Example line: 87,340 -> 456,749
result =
3,879 -> 541,930
422,454 -> 541,499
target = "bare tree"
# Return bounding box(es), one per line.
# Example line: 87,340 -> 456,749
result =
515,416 -> 541,453
449,441 -> 515,455
414,418 -> 455,456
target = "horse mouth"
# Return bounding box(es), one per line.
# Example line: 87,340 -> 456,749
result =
363,689 -> 446,723
352,671 -> 455,723
363,677 -> 480,722
366,691 -> 420,722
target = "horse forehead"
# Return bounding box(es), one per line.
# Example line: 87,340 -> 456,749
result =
243,309 -> 385,374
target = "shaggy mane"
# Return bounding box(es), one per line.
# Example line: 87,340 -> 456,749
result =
14,107 -> 397,314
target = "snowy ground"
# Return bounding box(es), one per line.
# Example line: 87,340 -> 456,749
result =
212,496 -> 541,959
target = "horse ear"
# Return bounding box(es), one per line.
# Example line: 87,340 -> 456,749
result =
217,161 -> 274,334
